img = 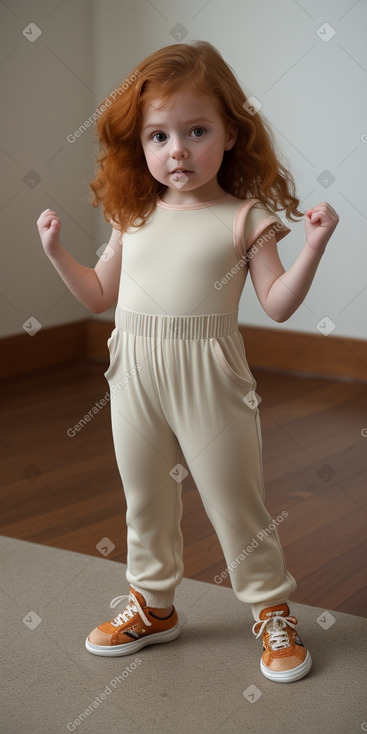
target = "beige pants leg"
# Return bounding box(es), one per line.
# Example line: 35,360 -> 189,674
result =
105,308 -> 296,608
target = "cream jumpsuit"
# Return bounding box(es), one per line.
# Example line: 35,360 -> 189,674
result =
104,193 -> 297,611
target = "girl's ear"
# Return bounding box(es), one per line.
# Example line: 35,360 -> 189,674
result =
224,122 -> 238,151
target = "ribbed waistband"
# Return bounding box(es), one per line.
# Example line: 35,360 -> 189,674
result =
115,307 -> 238,339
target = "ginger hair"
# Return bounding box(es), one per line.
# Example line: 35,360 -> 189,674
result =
90,41 -> 304,232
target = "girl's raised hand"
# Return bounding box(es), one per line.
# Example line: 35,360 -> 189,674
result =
304,202 -> 339,253
37,209 -> 62,256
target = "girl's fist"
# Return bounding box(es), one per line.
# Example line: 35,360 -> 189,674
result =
37,209 -> 62,255
304,202 -> 339,253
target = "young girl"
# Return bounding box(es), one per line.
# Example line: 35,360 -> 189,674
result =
37,41 -> 339,683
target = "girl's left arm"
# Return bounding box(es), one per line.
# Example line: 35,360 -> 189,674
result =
248,202 -> 339,323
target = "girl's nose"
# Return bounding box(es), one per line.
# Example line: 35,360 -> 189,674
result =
170,136 -> 188,160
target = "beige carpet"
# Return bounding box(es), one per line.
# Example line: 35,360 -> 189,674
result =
1,535 -> 366,734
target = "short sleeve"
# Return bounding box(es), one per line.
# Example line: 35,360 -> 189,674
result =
245,203 -> 291,251
109,218 -> 124,245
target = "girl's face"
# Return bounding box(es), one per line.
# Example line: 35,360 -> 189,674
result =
140,88 -> 237,204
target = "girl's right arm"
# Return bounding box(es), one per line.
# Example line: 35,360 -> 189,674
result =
37,209 -> 122,314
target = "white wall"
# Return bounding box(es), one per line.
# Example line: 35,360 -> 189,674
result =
0,0 -> 96,337
1,0 -> 366,339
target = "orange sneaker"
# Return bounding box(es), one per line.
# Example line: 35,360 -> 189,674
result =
85,588 -> 181,657
252,603 -> 312,683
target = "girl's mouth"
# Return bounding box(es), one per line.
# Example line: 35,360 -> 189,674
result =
170,170 -> 191,178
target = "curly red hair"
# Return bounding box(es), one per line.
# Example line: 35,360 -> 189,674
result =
90,41 -> 303,232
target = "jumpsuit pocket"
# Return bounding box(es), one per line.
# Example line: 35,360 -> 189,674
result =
104,327 -> 120,381
210,334 -> 256,389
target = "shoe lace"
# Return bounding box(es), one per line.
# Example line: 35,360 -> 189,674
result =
109,592 -> 152,629
252,614 -> 297,650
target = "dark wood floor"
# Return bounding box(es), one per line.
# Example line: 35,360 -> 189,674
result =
1,359 -> 366,617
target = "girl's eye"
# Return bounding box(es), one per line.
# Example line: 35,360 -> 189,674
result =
151,128 -> 205,142
152,132 -> 167,143
191,127 -> 205,138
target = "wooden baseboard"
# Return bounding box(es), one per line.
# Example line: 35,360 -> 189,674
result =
0,321 -> 87,380
1,319 -> 366,381
239,325 -> 367,382
85,319 -> 113,362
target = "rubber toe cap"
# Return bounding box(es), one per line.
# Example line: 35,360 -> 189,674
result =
88,626 -> 112,646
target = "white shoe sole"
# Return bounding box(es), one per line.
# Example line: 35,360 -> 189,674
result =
85,621 -> 181,657
260,650 -> 312,683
